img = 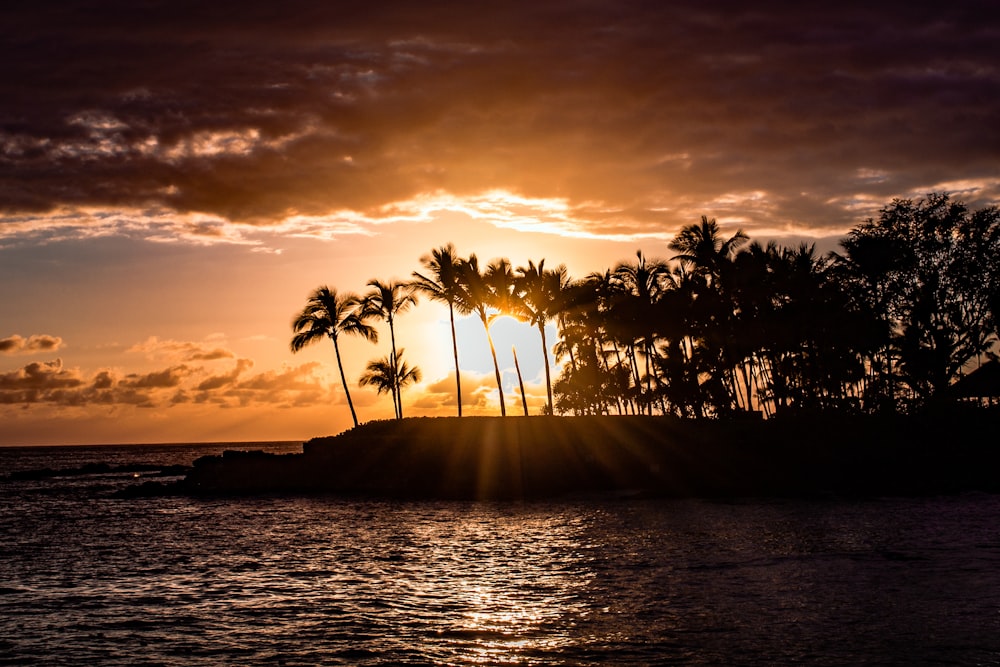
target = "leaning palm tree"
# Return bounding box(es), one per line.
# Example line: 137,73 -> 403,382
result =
411,244 -> 467,416
456,255 -> 508,416
359,349 -> 422,419
290,286 -> 377,427
363,279 -> 418,414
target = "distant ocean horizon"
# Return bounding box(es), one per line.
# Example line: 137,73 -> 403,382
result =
2,442 -> 1000,665
0,439 -> 304,448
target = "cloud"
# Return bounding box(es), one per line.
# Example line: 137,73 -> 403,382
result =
0,334 -> 64,354
127,336 -> 236,362
0,355 -> 331,410
195,361 -> 330,408
410,370 -> 509,412
0,358 -> 82,390
196,358 -> 254,391
1,0 -> 997,245
119,365 -> 192,389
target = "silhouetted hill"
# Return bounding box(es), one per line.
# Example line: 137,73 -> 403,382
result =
178,411 -> 1000,499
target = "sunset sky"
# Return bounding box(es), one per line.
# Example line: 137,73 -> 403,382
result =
2,0 -> 998,445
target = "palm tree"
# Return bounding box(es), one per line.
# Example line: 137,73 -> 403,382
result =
669,215 -> 749,282
359,349 -> 421,419
456,255 -> 508,416
516,259 -> 569,414
290,286 -> 377,427
669,218 -> 749,412
612,251 -> 670,413
411,244 -> 467,416
363,279 -> 417,418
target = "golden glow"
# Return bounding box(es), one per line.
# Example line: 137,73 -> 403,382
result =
406,510 -> 593,664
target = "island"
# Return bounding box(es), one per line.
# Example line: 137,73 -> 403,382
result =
168,410 -> 1000,500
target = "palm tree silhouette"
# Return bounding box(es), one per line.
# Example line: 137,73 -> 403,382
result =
363,279 -> 417,419
516,259 -> 569,415
669,215 -> 749,281
669,218 -> 749,412
457,255 -> 508,416
411,244 -> 467,416
359,349 -> 421,419
613,251 -> 670,414
290,286 -> 377,427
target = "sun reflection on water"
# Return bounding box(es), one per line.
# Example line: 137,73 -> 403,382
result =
394,506 -> 597,664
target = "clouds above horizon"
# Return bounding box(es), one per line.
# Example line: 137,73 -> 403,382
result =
2,0 -> 998,246
0,329 -> 340,412
0,334 -> 63,355
0,354 -> 334,410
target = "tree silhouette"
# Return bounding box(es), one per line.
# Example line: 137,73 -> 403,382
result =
359,349 -> 421,419
290,286 -> 377,427
294,194 -> 999,424
455,255 -> 510,416
838,194 -> 1000,403
363,279 -> 417,419
515,259 -> 569,415
669,215 -> 749,282
612,251 -> 670,414
412,244 -> 467,416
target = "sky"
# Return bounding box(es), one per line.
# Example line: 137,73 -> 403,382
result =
2,0 -> 999,445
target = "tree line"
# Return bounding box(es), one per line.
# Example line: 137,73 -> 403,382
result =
291,193 -> 1000,425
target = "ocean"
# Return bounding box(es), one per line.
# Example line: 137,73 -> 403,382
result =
2,442 -> 999,665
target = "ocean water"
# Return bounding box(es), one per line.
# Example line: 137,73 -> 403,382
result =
2,443 -> 1000,666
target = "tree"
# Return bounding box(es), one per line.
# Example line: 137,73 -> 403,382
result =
412,244 -> 467,416
669,215 -> 749,283
456,255 -> 509,416
363,279 -> 418,419
669,217 -> 750,413
612,251 -> 670,413
359,349 -> 421,419
515,259 -> 569,415
840,195 -> 1000,404
290,286 -> 377,427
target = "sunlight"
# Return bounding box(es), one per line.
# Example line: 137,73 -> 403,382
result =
403,509 -> 594,664
276,188 -> 663,244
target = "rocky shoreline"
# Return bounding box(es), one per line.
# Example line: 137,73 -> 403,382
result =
152,411 -> 1000,500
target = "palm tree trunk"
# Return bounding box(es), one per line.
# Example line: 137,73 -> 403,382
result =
449,303 -> 462,417
738,360 -> 754,412
538,322 -> 553,414
331,337 -> 359,427
388,318 -> 400,419
557,313 -> 578,373
482,313 -> 506,416
513,346 -> 529,416
611,342 -> 633,414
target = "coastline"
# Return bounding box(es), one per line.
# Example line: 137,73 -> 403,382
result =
174,411 -> 1000,500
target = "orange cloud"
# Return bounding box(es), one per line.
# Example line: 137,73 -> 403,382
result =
127,336 -> 236,362
0,356 -> 332,411
411,371 -> 491,410
0,334 -> 64,355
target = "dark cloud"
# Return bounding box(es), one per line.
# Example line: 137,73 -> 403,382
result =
120,365 -> 191,389
195,358 -> 253,391
197,361 -> 329,408
0,359 -> 82,391
0,356 -> 329,409
1,0 -> 998,237
0,334 -> 64,354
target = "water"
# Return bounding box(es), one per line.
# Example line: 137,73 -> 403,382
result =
2,443 -> 1000,665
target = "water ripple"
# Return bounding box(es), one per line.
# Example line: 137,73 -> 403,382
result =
3,447 -> 1000,664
